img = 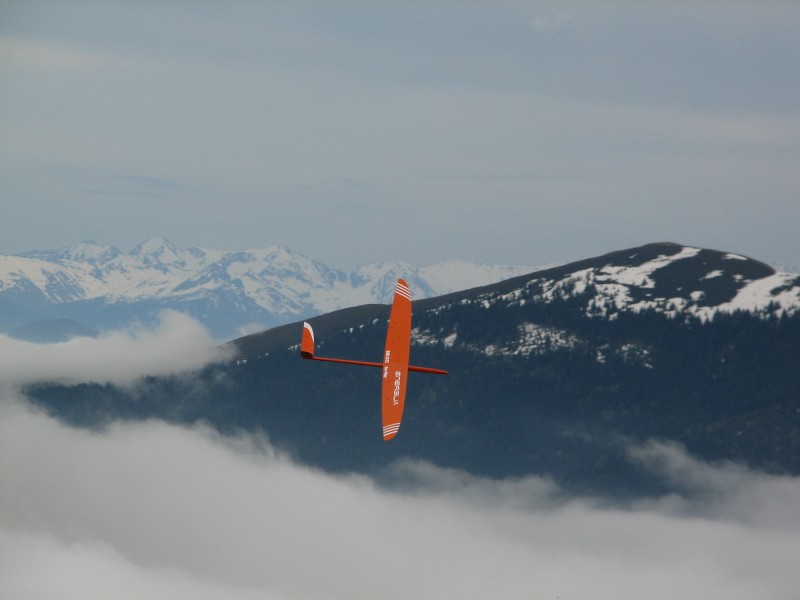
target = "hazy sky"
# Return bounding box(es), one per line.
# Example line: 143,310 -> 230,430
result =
1,2 -> 799,270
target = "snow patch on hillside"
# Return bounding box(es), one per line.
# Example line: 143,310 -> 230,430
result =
599,247 -> 701,289
692,272 -> 800,320
526,246 -> 799,321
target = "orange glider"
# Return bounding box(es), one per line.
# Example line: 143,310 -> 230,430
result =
300,278 -> 448,440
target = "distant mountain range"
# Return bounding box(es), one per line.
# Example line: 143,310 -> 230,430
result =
28,242 -> 800,498
0,236 -> 535,340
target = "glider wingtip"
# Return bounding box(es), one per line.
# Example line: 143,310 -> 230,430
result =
382,423 -> 401,441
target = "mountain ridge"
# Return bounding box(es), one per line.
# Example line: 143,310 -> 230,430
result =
232,241 -> 800,361
5,239 -> 799,344
1,237 -> 535,339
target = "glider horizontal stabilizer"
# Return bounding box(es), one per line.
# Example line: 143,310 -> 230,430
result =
301,321 -> 447,374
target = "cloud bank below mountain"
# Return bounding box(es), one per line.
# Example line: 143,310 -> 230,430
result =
0,310 -> 230,386
2,395 -> 799,600
2,315 -> 798,599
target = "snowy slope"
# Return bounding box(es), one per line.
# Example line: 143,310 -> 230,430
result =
405,242 -> 800,363
16,238 -> 214,301
1,237 -> 536,339
528,245 -> 800,320
442,243 -> 800,324
7,239 -> 796,342
0,254 -> 100,304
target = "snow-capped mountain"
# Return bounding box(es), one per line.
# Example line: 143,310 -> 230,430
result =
501,243 -> 800,321
404,242 -> 800,362
1,237 -> 534,340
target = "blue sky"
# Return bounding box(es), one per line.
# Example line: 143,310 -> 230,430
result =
1,2 -> 798,270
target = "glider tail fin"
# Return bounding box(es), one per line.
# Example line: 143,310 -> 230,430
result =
301,322 -> 315,359
299,321 -> 385,368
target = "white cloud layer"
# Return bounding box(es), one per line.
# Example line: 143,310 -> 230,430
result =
0,311 -> 231,386
2,395 -> 799,600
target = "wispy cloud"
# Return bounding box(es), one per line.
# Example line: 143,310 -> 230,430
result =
113,175 -> 184,192
0,311 -> 230,386
629,440 -> 800,529
2,396 -> 798,600
530,12 -> 573,32
82,175 -> 185,200
0,34 -> 118,72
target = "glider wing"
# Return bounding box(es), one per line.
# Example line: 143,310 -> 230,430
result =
381,279 -> 412,440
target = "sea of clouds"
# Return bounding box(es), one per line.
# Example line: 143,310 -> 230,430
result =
2,313 -> 799,599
